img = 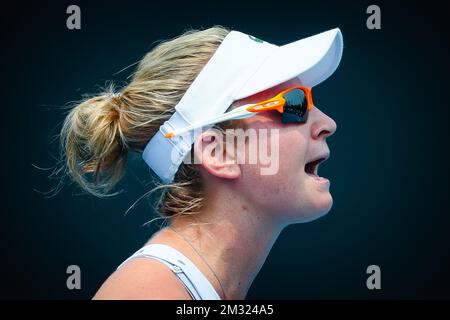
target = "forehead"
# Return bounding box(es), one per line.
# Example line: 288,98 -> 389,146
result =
234,77 -> 303,107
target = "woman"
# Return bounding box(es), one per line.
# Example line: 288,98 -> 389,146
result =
59,26 -> 343,300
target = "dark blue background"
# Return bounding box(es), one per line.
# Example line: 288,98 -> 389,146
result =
1,0 -> 449,299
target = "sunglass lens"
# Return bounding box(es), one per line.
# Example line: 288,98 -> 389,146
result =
281,89 -> 309,123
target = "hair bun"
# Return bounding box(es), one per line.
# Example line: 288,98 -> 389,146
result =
60,89 -> 129,197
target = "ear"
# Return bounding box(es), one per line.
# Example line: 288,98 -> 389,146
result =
193,129 -> 241,180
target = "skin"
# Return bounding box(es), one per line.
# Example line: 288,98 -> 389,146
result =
94,77 -> 337,300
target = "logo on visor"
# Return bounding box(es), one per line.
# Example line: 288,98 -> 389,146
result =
248,35 -> 264,43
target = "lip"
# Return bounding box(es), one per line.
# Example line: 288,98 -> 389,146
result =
304,151 -> 331,179
306,152 -> 330,164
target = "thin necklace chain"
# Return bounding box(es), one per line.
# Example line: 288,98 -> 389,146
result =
168,226 -> 227,300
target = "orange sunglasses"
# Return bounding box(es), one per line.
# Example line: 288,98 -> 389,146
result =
165,86 -> 314,138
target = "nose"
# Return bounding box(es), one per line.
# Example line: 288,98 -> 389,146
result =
310,107 -> 337,140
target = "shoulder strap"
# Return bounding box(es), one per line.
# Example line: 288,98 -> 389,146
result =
118,243 -> 221,300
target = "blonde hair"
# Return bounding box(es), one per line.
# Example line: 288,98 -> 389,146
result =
58,26 -> 244,219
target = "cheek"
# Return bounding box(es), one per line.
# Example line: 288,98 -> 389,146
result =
279,133 -> 307,168
239,130 -> 308,211
275,137 -> 309,202
237,126 -> 333,222
276,129 -> 309,183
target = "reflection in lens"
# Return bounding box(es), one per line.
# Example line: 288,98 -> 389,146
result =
282,89 -> 308,123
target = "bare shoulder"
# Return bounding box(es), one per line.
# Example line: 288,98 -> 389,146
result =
93,258 -> 192,300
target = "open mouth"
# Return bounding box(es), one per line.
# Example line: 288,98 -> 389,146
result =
304,156 -> 328,177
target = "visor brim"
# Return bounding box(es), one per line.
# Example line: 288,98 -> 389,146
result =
235,28 -> 343,100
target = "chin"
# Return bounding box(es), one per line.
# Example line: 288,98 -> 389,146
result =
310,195 -> 333,221
288,193 -> 334,224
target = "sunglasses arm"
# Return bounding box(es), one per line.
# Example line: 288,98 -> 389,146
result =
164,104 -> 255,138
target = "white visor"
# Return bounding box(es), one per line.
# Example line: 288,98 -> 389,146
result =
142,28 -> 344,183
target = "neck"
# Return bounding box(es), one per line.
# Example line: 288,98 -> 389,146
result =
165,192 -> 284,300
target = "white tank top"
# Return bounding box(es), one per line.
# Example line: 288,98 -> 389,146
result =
117,243 -> 221,300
